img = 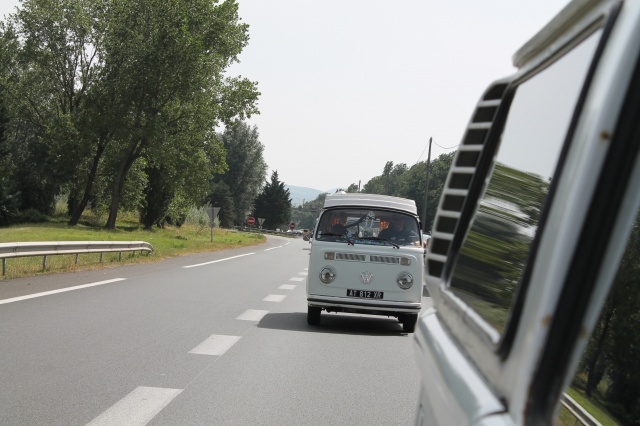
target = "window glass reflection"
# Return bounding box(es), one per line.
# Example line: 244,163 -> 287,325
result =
450,30 -> 601,333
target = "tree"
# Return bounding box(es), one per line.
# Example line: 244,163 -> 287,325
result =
346,183 -> 360,193
363,161 -> 408,196
398,152 -> 455,231
1,0 -> 108,222
253,171 -> 291,229
576,212 -> 640,424
101,0 -> 258,229
213,122 -> 267,225
0,84 -> 19,226
360,153 -> 455,231
206,181 -> 235,228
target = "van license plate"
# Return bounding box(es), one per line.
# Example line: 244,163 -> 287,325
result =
346,289 -> 384,299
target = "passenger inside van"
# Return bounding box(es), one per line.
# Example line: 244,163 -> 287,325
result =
379,216 -> 419,245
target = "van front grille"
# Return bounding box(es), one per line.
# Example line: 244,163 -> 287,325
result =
335,253 -> 366,262
369,255 -> 400,264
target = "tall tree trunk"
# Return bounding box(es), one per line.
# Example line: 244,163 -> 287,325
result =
105,141 -> 141,229
68,135 -> 108,226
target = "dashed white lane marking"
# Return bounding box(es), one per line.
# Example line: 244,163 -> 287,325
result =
182,253 -> 254,269
188,335 -> 241,356
284,242 -> 291,246
86,386 -> 182,426
263,294 -> 286,302
237,309 -> 269,321
264,246 -> 281,251
278,285 -> 296,290
0,278 -> 126,305
289,277 -> 305,282
298,272 -> 308,276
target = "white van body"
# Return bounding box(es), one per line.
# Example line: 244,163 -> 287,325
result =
306,193 -> 424,333
414,0 -> 640,424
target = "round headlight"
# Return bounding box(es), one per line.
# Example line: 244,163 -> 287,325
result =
319,266 -> 336,284
397,272 -> 414,289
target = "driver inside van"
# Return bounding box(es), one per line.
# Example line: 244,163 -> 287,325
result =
330,212 -> 347,235
379,216 -> 418,244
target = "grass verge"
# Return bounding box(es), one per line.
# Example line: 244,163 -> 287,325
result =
0,219 -> 266,280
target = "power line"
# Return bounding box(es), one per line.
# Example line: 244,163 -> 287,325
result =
416,139 -> 459,163
416,144 -> 429,164
433,141 -> 459,150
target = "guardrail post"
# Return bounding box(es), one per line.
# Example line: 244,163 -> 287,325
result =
2,259 -> 5,276
75,254 -> 79,264
42,255 -> 47,271
100,253 -> 103,263
118,252 -> 122,261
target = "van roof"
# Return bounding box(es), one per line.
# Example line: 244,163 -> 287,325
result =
323,193 -> 418,215
513,0 -> 605,68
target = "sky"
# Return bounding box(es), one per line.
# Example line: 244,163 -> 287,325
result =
0,0 -> 569,191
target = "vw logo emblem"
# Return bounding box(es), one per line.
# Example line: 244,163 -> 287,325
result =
360,271 -> 374,284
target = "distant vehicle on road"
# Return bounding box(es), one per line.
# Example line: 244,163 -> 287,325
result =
306,193 -> 424,332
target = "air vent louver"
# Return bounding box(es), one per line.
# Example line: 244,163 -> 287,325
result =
370,255 -> 400,264
335,253 -> 366,262
426,82 -> 509,280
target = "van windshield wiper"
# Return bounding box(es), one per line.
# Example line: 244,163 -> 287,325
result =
359,236 -> 399,249
321,232 -> 355,245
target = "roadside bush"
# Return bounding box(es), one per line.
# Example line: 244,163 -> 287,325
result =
13,209 -> 49,224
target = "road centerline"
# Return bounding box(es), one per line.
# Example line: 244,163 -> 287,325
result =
86,386 -> 182,426
188,335 -> 241,356
237,309 -> 269,321
263,294 -> 286,302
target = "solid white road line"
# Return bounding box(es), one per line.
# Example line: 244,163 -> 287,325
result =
289,277 -> 305,282
278,285 -> 296,290
236,309 -> 269,321
263,294 -> 286,302
188,335 -> 241,356
182,253 -> 255,269
0,278 -> 127,305
298,272 -> 308,276
86,386 -> 182,426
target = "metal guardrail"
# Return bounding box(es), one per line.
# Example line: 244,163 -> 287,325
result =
560,393 -> 602,426
0,241 -> 154,276
232,226 -> 301,237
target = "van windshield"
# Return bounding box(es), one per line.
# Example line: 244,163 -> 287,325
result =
315,208 -> 421,247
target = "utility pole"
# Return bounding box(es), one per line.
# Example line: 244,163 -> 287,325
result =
422,137 -> 432,233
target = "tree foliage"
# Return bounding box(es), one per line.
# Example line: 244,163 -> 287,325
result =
359,153 -> 455,231
0,0 -> 259,228
576,212 -> 640,424
212,122 -> 267,225
253,171 -> 291,229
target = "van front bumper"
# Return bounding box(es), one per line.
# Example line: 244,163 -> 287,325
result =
308,295 -> 421,315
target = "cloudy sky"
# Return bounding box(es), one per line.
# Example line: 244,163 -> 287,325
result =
0,0 -> 569,191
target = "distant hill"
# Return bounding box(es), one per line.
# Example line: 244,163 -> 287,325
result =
286,185 -> 325,207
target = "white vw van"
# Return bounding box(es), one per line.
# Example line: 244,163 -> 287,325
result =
415,0 -> 640,424
306,193 -> 424,333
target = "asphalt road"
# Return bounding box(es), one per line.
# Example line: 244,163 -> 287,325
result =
0,236 -> 430,426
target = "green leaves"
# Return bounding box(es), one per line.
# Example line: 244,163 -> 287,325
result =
253,171 -> 292,229
1,0 -> 260,228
